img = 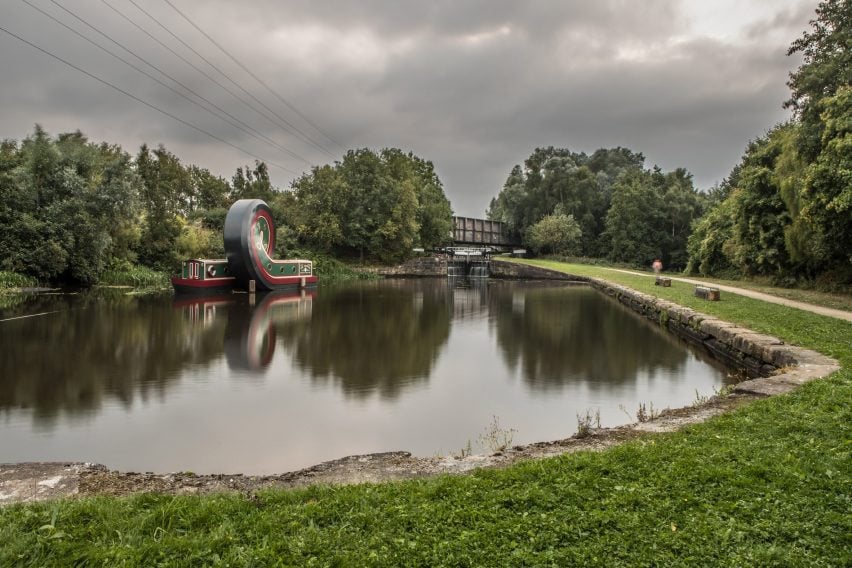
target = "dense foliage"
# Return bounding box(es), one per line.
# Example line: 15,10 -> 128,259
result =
283,148 -> 453,263
525,209 -> 583,256
488,0 -> 849,285
0,128 -> 448,284
687,0 -> 851,287
488,147 -> 705,269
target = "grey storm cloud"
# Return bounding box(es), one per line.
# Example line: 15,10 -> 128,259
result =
0,0 -> 817,215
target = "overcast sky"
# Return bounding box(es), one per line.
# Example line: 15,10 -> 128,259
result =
0,0 -> 817,216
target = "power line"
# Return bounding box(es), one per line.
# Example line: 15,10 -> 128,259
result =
98,0 -> 333,160
128,0 -> 337,158
121,0 -> 337,159
0,24 -> 299,175
161,0 -> 346,153
30,0 -> 314,166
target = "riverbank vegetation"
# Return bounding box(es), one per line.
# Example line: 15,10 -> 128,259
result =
0,130 -> 450,287
1,258 -> 849,565
489,0 -> 850,290
0,271 -> 36,291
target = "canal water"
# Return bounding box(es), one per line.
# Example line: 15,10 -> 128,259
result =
0,279 -> 731,474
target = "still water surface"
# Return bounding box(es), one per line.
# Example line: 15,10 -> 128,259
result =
0,279 -> 730,474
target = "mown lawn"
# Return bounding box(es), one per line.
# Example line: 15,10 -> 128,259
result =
2,260 -> 850,566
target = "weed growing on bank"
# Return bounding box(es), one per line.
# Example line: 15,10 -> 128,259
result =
98,264 -> 170,288
0,271 -> 36,290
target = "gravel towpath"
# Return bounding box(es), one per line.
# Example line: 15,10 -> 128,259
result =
602,268 -> 852,323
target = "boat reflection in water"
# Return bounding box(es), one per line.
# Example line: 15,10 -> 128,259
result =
172,290 -> 315,372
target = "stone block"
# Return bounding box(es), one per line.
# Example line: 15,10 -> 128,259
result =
733,377 -> 798,396
694,285 -> 720,300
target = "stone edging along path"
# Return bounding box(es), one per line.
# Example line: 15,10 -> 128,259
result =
0,263 -> 841,504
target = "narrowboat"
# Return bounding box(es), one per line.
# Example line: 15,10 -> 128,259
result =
172,198 -> 319,295
171,259 -> 236,294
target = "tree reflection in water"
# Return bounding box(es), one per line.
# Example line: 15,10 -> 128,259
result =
0,291 -> 227,427
0,280 -> 722,436
489,283 -> 691,392
275,280 -> 452,400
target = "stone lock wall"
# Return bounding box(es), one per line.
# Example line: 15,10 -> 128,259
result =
490,260 -> 839,396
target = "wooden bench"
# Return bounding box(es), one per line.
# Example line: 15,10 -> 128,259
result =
655,277 -> 671,287
694,285 -> 720,301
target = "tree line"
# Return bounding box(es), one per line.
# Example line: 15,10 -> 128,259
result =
2,0 -> 846,289
487,146 -> 706,270
0,126 -> 453,285
687,0 -> 850,287
489,0 -> 850,287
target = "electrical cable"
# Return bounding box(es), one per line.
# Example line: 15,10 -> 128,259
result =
23,0 -> 314,166
121,0 -> 337,159
98,0 -> 332,160
0,24 -> 299,175
161,0 -> 346,152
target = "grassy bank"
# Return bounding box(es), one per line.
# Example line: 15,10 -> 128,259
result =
1,260 -> 849,566
531,255 -> 852,312
0,271 -> 37,292
98,264 -> 171,289
296,250 -> 377,282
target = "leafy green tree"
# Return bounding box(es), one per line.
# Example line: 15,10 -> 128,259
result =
287,148 -> 452,263
231,161 -> 275,203
603,170 -> 666,266
0,126 -> 142,284
188,166 -> 231,211
785,0 -> 852,160
382,149 -> 453,250
135,145 -> 190,271
687,127 -> 795,279
725,133 -> 793,277
799,87 -> 852,272
685,192 -> 739,277
658,168 -> 705,268
287,164 -> 346,252
526,210 -> 583,256
488,146 -> 645,255
687,1 -> 850,285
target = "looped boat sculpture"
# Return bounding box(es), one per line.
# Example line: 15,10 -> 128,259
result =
172,199 -> 318,294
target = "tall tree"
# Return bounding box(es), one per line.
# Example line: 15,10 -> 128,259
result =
799,87 -> 852,271
603,170 -> 666,266
0,126 -> 142,283
785,0 -> 852,160
287,148 -> 451,263
135,145 -> 190,271
231,161 -> 275,203
488,147 -> 643,255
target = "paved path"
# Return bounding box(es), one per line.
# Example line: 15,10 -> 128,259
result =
600,268 -> 852,323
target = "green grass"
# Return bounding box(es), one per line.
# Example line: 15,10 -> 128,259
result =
289,249 -> 377,282
0,271 -> 37,291
530,255 -> 852,312
2,260 -> 850,566
683,274 -> 852,312
98,264 -> 170,289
